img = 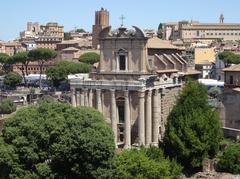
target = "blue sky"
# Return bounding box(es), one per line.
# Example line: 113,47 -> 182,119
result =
0,0 -> 239,40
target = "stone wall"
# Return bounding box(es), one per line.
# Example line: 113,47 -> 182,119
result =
221,89 -> 240,130
160,86 -> 181,138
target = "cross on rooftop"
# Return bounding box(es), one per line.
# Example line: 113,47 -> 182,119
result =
120,15 -> 125,27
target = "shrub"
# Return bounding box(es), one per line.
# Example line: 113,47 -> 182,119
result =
113,147 -> 182,179
0,99 -> 16,114
3,72 -> 22,88
217,143 -> 240,174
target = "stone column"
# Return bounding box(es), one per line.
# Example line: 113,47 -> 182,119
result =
138,90 -> 145,145
84,89 -> 89,106
124,90 -> 131,148
80,89 -> 84,106
76,90 -> 80,106
145,90 -> 152,146
71,88 -> 76,107
110,89 -> 118,148
88,89 -> 93,107
152,89 -> 160,146
111,51 -> 115,72
99,51 -> 103,72
96,89 -> 102,112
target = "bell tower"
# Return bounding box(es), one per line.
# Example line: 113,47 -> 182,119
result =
92,8 -> 109,49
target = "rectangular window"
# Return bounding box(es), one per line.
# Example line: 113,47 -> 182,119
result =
197,30 -> 200,36
230,75 -> 233,84
119,55 -> 126,70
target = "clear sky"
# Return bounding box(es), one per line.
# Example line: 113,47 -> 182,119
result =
0,0 -> 239,40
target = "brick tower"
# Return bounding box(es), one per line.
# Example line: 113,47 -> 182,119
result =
92,8 -> 109,49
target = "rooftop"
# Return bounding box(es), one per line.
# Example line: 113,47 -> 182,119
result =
62,47 -> 79,51
182,23 -> 240,30
147,37 -> 179,49
223,64 -> 240,72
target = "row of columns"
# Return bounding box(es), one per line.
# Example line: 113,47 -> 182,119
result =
138,89 -> 161,146
71,87 -> 161,148
71,88 -> 93,108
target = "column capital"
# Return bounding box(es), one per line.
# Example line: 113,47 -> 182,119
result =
83,88 -> 88,92
147,90 -> 152,97
138,90 -> 145,98
153,89 -> 159,96
124,90 -> 129,97
110,88 -> 116,92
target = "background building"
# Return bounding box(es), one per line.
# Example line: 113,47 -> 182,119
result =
161,15 -> 240,42
39,22 -> 64,40
0,41 -> 22,56
20,22 -> 40,40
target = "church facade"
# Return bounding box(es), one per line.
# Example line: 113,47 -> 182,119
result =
70,26 -> 198,148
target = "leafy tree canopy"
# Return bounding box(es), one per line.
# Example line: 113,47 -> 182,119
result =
79,52 -> 100,65
0,53 -> 14,73
0,100 -> 115,178
113,147 -> 182,179
3,72 -> 22,88
164,81 -> 223,171
46,60 -> 91,87
28,48 -> 57,61
218,51 -> 240,65
12,51 -> 29,64
0,53 -> 10,64
0,99 -> 16,114
76,28 -> 86,33
217,143 -> 240,174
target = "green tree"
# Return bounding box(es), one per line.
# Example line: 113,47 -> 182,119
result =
0,53 -> 13,73
218,51 -> 240,66
3,72 -> 22,88
46,60 -> 91,87
0,100 -> 115,178
164,81 -> 223,171
12,51 -> 30,86
76,28 -> 86,33
0,99 -> 16,114
113,147 -> 182,179
217,143 -> 240,174
79,52 -> 100,65
157,23 -> 164,39
28,48 -> 57,88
